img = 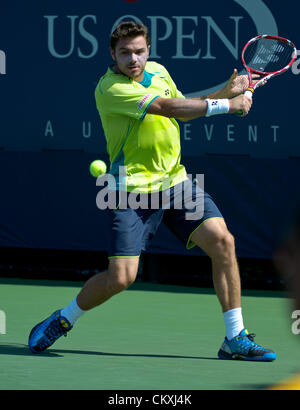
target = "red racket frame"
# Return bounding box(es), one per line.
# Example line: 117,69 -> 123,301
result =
241,34 -> 297,91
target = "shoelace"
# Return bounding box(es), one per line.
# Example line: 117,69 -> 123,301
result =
247,333 -> 256,342
244,333 -> 265,352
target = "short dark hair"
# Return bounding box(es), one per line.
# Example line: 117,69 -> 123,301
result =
110,21 -> 150,50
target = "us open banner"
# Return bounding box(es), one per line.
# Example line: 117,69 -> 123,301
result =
0,0 -> 299,157
0,0 -> 299,257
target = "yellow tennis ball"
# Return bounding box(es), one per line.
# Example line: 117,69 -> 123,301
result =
89,160 -> 107,177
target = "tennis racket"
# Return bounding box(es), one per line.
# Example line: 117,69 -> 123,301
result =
236,34 -> 297,116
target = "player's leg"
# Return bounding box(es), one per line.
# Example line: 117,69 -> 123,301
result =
76,256 -> 139,311
28,201 -> 164,353
28,257 -> 139,354
189,217 -> 241,313
28,204 -> 142,353
190,213 -> 276,360
164,180 -> 276,361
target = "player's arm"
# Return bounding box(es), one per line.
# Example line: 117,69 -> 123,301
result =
191,87 -> 230,101
147,94 -> 252,120
175,87 -> 228,122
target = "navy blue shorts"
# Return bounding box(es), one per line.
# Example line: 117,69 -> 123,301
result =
107,179 -> 223,258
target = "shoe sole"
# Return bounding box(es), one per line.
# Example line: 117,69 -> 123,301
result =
218,349 -> 277,362
28,310 -> 62,354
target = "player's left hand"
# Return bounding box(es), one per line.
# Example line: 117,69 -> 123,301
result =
224,69 -> 265,98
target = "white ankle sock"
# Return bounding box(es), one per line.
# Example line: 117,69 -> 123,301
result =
61,298 -> 85,326
223,307 -> 244,340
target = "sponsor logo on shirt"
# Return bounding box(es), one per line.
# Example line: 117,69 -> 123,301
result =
137,94 -> 152,111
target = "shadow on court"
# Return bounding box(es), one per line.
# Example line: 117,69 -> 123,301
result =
0,343 -> 62,357
0,343 -> 218,361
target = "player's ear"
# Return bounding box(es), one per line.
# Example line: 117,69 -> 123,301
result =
110,47 -> 116,61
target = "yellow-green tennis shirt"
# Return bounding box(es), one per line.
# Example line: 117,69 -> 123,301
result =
95,61 -> 187,193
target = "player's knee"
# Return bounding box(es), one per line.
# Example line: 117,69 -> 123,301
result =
208,229 -> 236,257
116,270 -> 137,291
109,271 -> 136,294
217,231 -> 235,254
108,258 -> 138,292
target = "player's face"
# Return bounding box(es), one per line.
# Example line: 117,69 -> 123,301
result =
111,35 -> 150,82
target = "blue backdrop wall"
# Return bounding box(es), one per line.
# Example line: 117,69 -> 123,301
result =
0,0 -> 299,258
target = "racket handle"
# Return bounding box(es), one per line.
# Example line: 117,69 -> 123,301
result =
235,88 -> 254,116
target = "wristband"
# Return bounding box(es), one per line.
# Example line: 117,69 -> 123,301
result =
205,98 -> 230,117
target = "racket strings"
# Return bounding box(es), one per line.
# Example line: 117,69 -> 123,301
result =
244,39 -> 294,73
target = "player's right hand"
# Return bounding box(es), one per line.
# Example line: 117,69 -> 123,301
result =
229,94 -> 252,117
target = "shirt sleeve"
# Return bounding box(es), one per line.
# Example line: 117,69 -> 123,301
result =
96,82 -> 159,121
173,86 -> 185,99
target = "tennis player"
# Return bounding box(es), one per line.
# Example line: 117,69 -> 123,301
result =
28,21 -> 276,361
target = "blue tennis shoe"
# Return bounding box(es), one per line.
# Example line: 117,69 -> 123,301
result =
218,329 -> 276,361
28,310 -> 72,353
